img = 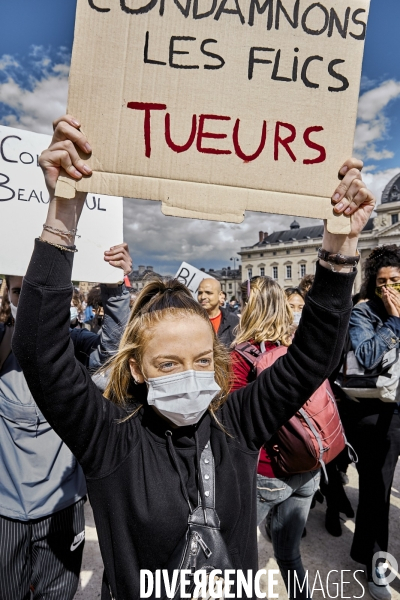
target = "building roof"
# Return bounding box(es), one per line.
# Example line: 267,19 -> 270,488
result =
205,267 -> 241,279
255,224 -> 324,247
247,217 -> 375,248
128,268 -> 162,283
382,173 -> 400,204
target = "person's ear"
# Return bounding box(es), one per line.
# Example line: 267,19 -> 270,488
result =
128,358 -> 145,384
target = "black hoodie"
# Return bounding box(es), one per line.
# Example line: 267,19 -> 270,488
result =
13,240 -> 356,599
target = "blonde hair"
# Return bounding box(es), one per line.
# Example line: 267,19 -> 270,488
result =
234,277 -> 293,347
102,278 -> 232,422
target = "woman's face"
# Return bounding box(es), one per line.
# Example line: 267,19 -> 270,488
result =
376,266 -> 400,287
129,314 -> 214,383
287,293 -> 305,313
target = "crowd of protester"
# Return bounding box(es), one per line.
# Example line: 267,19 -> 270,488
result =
0,113 -> 398,600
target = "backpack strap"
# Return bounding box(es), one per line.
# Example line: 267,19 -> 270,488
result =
298,407 -> 329,481
233,342 -> 262,368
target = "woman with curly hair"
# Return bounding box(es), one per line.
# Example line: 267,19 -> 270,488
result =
343,244 -> 400,600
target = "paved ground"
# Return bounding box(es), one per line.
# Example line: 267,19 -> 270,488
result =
75,461 -> 400,599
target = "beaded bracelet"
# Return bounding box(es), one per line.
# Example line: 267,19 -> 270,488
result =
38,237 -> 78,253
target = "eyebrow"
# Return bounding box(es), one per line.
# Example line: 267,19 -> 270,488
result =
153,350 -> 213,361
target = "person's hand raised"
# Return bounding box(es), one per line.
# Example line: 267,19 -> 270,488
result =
104,243 -> 133,277
39,115 -> 92,199
382,287 -> 400,318
330,158 -> 375,238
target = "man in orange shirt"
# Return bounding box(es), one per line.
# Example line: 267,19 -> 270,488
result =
198,278 -> 239,347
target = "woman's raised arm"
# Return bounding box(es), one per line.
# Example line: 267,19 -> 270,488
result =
225,160 -> 376,447
12,116 -> 128,476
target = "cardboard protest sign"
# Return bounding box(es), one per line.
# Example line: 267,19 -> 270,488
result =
0,126 -> 124,283
175,261 -> 215,297
56,0 -> 370,234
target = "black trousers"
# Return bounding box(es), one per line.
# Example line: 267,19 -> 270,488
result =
0,497 -> 85,600
343,399 -> 400,565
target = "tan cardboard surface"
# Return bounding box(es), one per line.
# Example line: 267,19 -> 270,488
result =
57,0 -> 370,232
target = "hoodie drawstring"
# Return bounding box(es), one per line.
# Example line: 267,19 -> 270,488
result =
165,430 -> 193,515
165,429 -> 208,526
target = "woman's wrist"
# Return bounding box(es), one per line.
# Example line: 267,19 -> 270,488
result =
321,232 -> 358,256
41,193 -> 86,246
319,230 -> 359,273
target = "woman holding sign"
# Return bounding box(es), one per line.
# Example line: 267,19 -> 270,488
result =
13,115 -> 374,600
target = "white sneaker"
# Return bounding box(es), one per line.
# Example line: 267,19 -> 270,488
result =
365,566 -> 392,600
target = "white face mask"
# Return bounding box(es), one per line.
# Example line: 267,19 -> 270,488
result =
146,370 -> 221,427
292,311 -> 302,325
70,306 -> 78,323
8,294 -> 17,320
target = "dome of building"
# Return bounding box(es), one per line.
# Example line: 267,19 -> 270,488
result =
290,219 -> 300,229
382,173 -> 400,204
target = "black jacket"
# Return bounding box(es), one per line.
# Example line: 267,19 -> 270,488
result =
217,306 -> 239,347
13,240 -> 355,600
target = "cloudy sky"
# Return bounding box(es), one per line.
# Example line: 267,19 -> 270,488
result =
1,1 -> 399,274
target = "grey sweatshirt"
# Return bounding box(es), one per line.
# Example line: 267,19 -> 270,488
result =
0,283 -> 130,520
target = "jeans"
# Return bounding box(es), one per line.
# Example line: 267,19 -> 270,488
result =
257,470 -> 321,600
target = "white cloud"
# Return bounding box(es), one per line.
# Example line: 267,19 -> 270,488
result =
362,167 -> 400,206
0,75 -> 68,134
0,50 -> 69,134
357,80 -> 400,121
354,80 -> 400,161
0,55 -> 19,70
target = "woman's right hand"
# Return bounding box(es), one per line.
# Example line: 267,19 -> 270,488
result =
38,115 -> 93,246
39,115 -> 92,199
382,287 -> 400,318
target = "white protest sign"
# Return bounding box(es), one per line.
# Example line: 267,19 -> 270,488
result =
0,126 -> 123,283
175,261 -> 215,297
56,0 -> 369,234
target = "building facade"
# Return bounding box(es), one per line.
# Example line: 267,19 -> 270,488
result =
238,173 -> 400,292
201,266 -> 242,300
127,265 -> 167,292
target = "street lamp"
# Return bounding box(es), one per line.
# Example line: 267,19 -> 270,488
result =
230,257 -> 239,300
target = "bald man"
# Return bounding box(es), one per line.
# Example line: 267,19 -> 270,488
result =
198,278 -> 239,347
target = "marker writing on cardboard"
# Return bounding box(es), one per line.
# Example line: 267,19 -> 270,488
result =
127,102 -> 327,163
88,0 -> 366,43
144,31 -> 349,90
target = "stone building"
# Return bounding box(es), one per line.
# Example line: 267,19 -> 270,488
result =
238,173 -> 400,292
201,266 -> 242,300
128,265 -> 168,292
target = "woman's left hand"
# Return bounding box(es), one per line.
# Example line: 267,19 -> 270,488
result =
104,243 -> 132,276
330,158 -> 375,238
320,159 -> 375,267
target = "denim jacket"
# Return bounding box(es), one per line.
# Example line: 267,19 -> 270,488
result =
349,299 -> 400,370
